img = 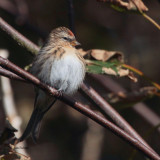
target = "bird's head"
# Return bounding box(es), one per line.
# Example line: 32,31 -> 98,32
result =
49,27 -> 80,47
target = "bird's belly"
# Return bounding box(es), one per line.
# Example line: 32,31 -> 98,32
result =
50,55 -> 85,94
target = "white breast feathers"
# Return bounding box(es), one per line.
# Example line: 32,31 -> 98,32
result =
50,48 -> 85,94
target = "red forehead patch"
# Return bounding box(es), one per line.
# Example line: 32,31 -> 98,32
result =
68,30 -> 74,36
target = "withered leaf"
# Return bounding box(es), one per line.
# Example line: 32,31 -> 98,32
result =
86,59 -> 137,82
131,0 -> 148,12
117,68 -> 129,77
97,0 -> 148,12
88,49 -> 123,62
102,67 -> 129,76
128,71 -> 138,82
78,49 -> 124,62
102,67 -> 117,75
79,49 -> 137,82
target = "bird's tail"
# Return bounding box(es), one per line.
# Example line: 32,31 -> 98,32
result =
19,98 -> 57,143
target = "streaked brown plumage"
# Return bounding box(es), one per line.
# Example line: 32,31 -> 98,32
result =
19,27 -> 85,142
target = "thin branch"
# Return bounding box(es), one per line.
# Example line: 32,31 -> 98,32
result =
0,17 -> 39,55
0,66 -> 25,82
0,1 -> 47,39
130,0 -> 160,31
142,13 -> 160,30
0,0 -> 17,15
81,83 -> 158,156
0,50 -> 28,156
0,57 -> 159,160
67,0 -> 75,34
108,86 -> 157,105
0,88 -> 6,135
122,64 -> 160,91
66,2 -> 159,157
93,74 -> 160,129
0,17 -> 159,157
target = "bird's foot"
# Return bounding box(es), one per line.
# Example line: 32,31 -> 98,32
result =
57,89 -> 63,97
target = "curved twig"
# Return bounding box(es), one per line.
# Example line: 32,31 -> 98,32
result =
0,58 -> 159,160
0,16 -> 159,158
0,17 -> 39,55
67,0 -> 75,34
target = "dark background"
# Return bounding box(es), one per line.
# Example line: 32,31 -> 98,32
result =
0,0 -> 160,159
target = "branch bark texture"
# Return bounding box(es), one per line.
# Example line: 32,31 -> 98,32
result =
0,16 -> 159,159
0,56 -> 159,159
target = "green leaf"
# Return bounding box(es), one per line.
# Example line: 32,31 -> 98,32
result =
86,60 -> 121,75
111,4 -> 127,12
86,65 -> 105,74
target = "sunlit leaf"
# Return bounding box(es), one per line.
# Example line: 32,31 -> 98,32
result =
85,59 -> 136,81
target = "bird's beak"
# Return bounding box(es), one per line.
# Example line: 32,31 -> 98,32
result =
71,40 -> 81,47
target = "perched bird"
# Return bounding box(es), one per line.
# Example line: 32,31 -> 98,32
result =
19,27 -> 86,142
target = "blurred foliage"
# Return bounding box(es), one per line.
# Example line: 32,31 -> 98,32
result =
0,0 -> 160,160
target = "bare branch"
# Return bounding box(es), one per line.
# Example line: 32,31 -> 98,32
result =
81,82 -> 159,156
0,56 -> 159,159
0,17 -> 39,55
0,0 -> 17,14
67,0 -> 75,34
97,0 -> 148,12
0,17 -> 159,159
108,86 -> 157,104
0,50 -> 28,156
0,89 -> 6,135
0,66 -> 26,82
92,74 -> 160,133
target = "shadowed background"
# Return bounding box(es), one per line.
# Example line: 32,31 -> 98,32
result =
0,0 -> 160,160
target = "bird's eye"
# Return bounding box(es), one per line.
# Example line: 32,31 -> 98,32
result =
63,37 -> 69,40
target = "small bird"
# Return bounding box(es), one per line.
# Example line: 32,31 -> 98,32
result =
19,27 -> 86,142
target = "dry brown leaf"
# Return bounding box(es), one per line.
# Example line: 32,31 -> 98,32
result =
117,68 -> 137,82
102,66 -> 137,82
97,0 -> 148,12
131,0 -> 148,12
78,49 -> 123,62
117,68 -> 129,77
102,67 -> 129,77
128,72 -> 138,82
102,67 -> 117,75
80,49 -> 137,82
90,49 -> 123,62
84,49 -> 123,62
102,66 -> 129,77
